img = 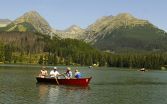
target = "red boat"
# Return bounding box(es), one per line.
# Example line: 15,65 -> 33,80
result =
36,77 -> 92,86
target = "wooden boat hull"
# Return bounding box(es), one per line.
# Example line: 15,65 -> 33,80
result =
36,77 -> 92,86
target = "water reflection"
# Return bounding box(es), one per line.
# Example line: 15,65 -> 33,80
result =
36,83 -> 90,104
61,86 -> 90,91
47,86 -> 60,103
59,86 -> 91,104
36,84 -> 60,103
37,84 -> 49,99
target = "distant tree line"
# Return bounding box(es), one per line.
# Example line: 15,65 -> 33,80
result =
105,52 -> 167,69
0,32 -> 167,69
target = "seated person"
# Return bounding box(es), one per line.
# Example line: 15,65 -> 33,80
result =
74,69 -> 81,78
65,67 -> 72,79
39,66 -> 48,78
50,67 -> 61,78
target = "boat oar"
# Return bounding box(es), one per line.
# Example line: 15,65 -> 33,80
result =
55,77 -> 59,85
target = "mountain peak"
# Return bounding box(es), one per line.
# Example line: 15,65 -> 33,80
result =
22,11 -> 41,17
65,25 -> 83,32
116,13 -> 135,19
0,19 -> 11,27
26,10 -> 39,14
15,11 -> 45,23
84,13 -> 151,43
55,25 -> 85,39
89,13 -> 148,30
83,13 -> 167,51
69,25 -> 80,28
7,10 -> 53,35
0,19 -> 11,23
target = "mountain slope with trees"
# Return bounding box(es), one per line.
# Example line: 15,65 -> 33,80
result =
82,13 -> 167,52
0,11 -> 53,36
0,32 -> 102,66
0,11 -> 167,69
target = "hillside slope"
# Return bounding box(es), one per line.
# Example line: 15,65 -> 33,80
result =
82,13 -> 167,52
0,11 -> 53,35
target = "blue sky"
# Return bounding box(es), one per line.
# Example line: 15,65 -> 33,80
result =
0,0 -> 166,31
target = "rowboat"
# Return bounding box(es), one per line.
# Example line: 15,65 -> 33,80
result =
36,77 -> 92,86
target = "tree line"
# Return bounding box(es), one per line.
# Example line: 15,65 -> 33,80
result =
0,32 -> 167,70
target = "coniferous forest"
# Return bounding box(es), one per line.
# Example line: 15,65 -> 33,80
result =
0,32 -> 167,70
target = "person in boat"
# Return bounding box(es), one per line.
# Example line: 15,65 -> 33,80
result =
39,66 -> 48,78
64,67 -> 72,79
50,67 -> 61,78
74,69 -> 81,79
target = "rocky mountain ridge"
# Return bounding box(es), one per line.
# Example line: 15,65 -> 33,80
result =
0,11 -> 167,52
82,13 -> 150,43
55,25 -> 85,39
0,11 -> 53,36
83,13 -> 167,51
0,19 -> 11,27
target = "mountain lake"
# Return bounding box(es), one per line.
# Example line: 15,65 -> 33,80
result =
1,65 -> 167,104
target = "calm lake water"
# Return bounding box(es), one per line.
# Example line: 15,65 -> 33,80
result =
1,65 -> 167,104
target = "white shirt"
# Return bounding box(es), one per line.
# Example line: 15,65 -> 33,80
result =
66,71 -> 72,78
50,70 -> 60,77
